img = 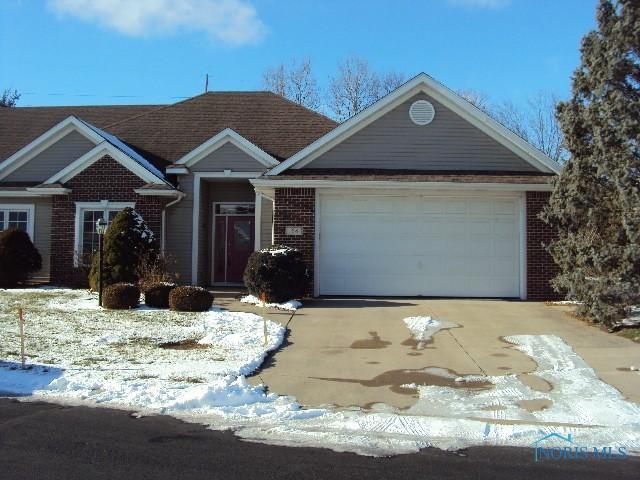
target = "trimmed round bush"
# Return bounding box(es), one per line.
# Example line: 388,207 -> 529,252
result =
102,283 -> 140,309
143,282 -> 177,309
169,286 -> 213,312
243,245 -> 308,303
0,228 -> 42,288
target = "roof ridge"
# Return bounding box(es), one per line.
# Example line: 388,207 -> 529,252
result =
102,92 -> 211,128
256,91 -> 336,125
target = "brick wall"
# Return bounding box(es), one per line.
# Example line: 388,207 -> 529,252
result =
273,188 -> 315,297
50,155 -> 169,286
526,191 -> 561,300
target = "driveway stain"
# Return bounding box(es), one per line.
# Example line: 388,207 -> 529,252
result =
406,352 -> 423,356
517,373 -> 553,392
312,367 -> 491,396
350,331 -> 392,349
517,398 -> 553,412
401,337 -> 433,350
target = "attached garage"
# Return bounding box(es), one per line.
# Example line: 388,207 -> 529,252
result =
318,192 -> 524,298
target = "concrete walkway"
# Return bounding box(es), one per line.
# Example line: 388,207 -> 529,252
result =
216,297 -> 640,410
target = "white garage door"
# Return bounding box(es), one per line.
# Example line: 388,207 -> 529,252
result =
319,194 -> 522,297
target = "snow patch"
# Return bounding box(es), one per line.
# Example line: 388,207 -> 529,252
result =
403,316 -> 459,344
241,294 -> 301,312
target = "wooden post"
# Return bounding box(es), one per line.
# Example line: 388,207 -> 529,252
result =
18,308 -> 25,369
264,317 -> 268,347
260,292 -> 268,346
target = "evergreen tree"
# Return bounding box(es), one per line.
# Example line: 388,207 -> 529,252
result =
89,208 -> 158,290
542,0 -> 640,325
0,229 -> 42,287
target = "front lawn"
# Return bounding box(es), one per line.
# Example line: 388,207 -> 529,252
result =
0,288 -> 285,411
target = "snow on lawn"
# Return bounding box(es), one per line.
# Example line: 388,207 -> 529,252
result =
241,294 -> 301,312
0,288 -> 286,416
1,288 -> 640,457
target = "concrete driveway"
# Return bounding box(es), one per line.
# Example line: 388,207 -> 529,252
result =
216,296 -> 640,410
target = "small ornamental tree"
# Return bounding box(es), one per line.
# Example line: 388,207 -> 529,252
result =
541,0 -> 640,325
89,208 -> 158,290
0,229 -> 42,287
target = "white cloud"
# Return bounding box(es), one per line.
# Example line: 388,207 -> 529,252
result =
446,0 -> 510,8
48,0 -> 266,45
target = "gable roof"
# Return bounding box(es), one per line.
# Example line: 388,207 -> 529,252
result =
268,73 -> 562,176
0,104 -> 162,162
106,92 -> 337,163
174,128 -> 279,169
0,116 -> 169,186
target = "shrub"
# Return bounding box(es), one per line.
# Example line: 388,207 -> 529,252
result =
102,283 -> 140,310
137,253 -> 177,293
89,208 -> 158,290
0,229 -> 42,288
169,286 -> 213,312
144,282 -> 177,309
243,245 -> 308,303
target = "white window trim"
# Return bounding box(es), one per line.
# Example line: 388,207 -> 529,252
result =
0,204 -> 35,240
73,201 -> 134,267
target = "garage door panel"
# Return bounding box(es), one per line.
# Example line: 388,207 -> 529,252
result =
319,194 -> 521,297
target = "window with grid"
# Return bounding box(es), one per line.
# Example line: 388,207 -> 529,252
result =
0,207 -> 32,235
79,209 -> 120,260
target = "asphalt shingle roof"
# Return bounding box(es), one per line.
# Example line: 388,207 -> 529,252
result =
0,93 -> 337,174
106,92 -> 337,164
0,105 -> 162,161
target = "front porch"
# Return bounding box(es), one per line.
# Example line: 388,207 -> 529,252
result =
193,178 -> 273,287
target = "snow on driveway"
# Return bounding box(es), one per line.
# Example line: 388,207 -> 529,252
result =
1,290 -> 639,457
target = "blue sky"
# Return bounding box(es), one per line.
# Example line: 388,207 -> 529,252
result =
1,0 -> 598,108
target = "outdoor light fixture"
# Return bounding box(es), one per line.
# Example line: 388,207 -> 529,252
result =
96,218 -> 108,307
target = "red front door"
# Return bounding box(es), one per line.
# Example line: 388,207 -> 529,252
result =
214,215 -> 254,284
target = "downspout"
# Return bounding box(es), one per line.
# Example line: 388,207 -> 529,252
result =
161,192 -> 186,253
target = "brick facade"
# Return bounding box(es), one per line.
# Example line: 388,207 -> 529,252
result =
526,191 -> 561,300
50,155 -> 169,286
273,188 -> 316,297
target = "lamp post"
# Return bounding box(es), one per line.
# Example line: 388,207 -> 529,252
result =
96,218 -> 108,306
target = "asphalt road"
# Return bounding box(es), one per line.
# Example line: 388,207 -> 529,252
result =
0,398 -> 637,480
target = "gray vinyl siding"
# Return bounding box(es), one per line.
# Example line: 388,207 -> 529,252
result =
190,143 -> 268,172
260,197 -> 273,249
4,131 -> 96,182
302,93 -> 537,172
164,175 -> 194,284
0,197 -> 51,282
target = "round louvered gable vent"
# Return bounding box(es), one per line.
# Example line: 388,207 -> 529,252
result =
409,100 -> 435,125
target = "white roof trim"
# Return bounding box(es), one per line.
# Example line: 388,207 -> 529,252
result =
250,178 -> 553,192
133,188 -> 184,197
175,128 -> 279,169
45,143 -> 166,185
268,73 -> 562,176
166,166 -> 190,175
0,116 -> 104,181
25,186 -> 72,195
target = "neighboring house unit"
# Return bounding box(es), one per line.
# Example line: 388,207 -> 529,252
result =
0,73 -> 561,299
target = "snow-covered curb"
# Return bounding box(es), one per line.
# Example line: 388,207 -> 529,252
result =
241,294 -> 301,312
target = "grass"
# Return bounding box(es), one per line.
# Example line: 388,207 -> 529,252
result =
617,328 -> 640,343
0,288 -> 234,371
